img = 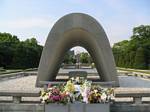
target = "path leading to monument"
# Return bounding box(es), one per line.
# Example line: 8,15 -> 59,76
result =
0,75 -> 150,91
119,76 -> 150,87
0,76 -> 40,91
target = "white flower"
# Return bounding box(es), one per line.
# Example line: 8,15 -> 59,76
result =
47,87 -> 53,91
74,85 -> 81,92
83,96 -> 88,103
94,89 -> 98,93
41,100 -> 45,103
43,95 -> 49,101
101,93 -> 107,102
75,77 -> 80,82
80,87 -> 90,103
71,77 -> 75,81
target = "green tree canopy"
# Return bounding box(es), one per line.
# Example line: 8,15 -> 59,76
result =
0,33 -> 43,69
112,25 -> 150,69
80,52 -> 90,64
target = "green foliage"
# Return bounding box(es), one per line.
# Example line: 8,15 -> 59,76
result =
0,32 -> 43,69
63,51 -> 93,64
63,51 -> 76,64
80,52 -> 91,64
134,47 -> 146,69
113,25 -> 150,69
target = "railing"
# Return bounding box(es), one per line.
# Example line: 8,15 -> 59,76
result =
0,90 -> 40,103
114,88 -> 150,104
0,89 -> 150,104
0,89 -> 150,112
62,64 -> 92,69
118,71 -> 150,80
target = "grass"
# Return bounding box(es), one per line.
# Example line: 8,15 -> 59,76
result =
117,67 -> 150,75
0,69 -> 23,75
0,68 -> 37,75
0,67 -> 149,76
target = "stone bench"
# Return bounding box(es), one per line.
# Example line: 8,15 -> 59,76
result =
115,89 -> 150,104
0,90 -> 40,103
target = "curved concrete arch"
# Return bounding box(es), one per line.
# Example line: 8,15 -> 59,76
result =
36,13 -> 119,87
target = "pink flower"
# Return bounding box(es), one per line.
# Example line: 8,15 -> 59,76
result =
52,95 -> 61,101
48,84 -> 52,88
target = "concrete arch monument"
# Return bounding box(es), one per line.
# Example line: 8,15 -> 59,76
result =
36,13 -> 119,87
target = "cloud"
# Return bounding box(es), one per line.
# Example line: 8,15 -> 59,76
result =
0,16 -> 55,29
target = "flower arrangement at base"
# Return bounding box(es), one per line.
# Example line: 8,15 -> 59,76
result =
88,86 -> 114,103
40,77 -> 114,104
40,85 -> 70,104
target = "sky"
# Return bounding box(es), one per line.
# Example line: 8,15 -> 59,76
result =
0,0 -> 150,52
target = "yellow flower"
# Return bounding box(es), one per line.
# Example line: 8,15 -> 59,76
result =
41,91 -> 46,96
94,89 -> 98,93
65,80 -> 75,93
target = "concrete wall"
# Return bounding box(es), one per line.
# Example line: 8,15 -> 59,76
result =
0,103 -> 150,112
111,104 -> 150,112
0,103 -> 44,112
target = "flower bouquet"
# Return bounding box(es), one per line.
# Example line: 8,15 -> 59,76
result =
40,77 -> 114,104
40,85 -> 70,104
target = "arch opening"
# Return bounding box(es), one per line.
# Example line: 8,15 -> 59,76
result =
44,28 -> 105,81
57,46 -> 100,81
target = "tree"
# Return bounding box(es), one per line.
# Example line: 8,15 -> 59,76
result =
131,25 -> 150,40
80,52 -> 90,64
112,25 -> 150,69
0,32 -> 43,69
0,33 -> 20,68
134,47 -> 146,69
12,38 -> 43,69
63,50 -> 75,64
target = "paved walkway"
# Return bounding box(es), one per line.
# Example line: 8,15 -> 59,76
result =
0,76 -> 40,91
0,75 -> 150,91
